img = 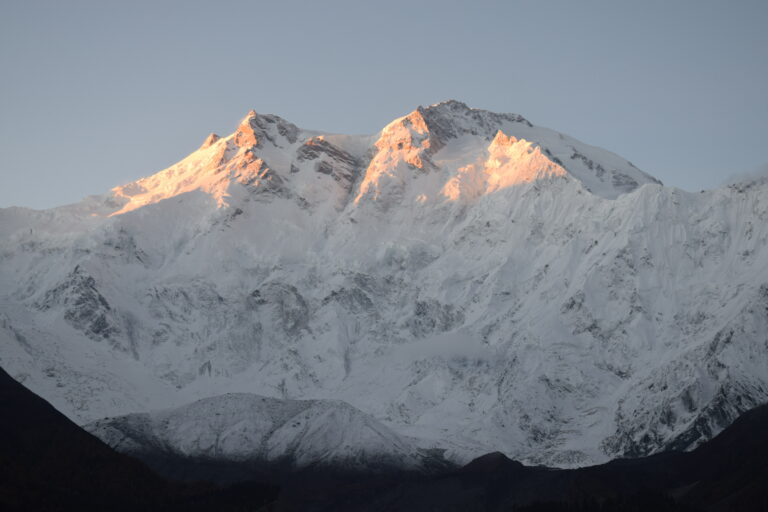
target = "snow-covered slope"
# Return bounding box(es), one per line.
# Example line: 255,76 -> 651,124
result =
85,393 -> 436,472
1,101 -> 766,469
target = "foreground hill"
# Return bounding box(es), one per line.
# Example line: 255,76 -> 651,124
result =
274,403 -> 768,512
86,392 -> 449,483
0,365 -> 278,511
4,364 -> 765,511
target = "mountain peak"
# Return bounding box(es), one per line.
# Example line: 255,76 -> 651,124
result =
234,110 -> 300,149
234,110 -> 261,147
199,132 -> 220,150
421,99 -> 471,114
409,101 -> 534,147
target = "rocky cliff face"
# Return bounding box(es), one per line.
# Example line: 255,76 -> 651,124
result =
1,101 -> 766,468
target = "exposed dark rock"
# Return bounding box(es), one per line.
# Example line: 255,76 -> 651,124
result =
407,299 -> 464,338
36,266 -> 121,343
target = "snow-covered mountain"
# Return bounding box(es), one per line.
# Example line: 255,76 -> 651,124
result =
85,393 -> 439,474
1,100 -> 766,468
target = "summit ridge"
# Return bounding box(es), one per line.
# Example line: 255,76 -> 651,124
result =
100,101 -> 660,217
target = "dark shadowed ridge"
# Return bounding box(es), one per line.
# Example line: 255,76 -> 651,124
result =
270,404 -> 768,512
2,363 -> 766,511
0,366 -> 278,511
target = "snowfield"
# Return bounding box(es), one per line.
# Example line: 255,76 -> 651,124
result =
1,100 -> 767,469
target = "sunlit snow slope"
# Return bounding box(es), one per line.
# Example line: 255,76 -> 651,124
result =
1,100 -> 766,468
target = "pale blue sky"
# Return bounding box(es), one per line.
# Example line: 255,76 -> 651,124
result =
1,0 -> 766,209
